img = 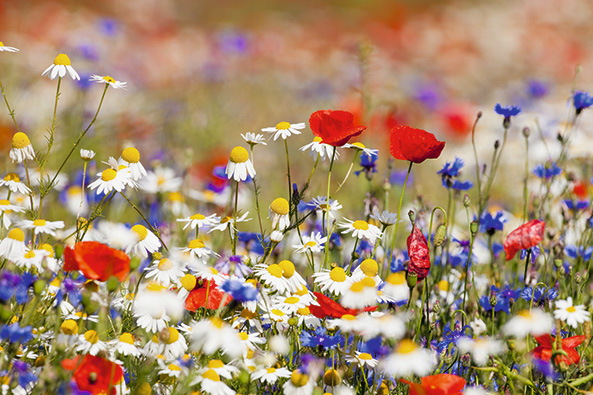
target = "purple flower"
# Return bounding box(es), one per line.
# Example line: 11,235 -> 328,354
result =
494,103 -> 521,118
573,91 -> 593,113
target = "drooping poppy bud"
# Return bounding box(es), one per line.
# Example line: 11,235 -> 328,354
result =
503,219 -> 545,260
407,225 -> 430,281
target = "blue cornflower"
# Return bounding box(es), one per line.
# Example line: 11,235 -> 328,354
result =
533,162 -> 562,180
300,327 -> 344,349
389,250 -> 407,272
0,323 -> 33,344
532,358 -> 561,382
520,245 -> 540,264
573,91 -> 593,113
12,360 -> 37,388
480,285 -> 521,314
437,322 -> 471,353
389,170 -> 414,186
220,279 -> 258,302
214,255 -> 252,278
438,157 -> 473,190
527,80 -> 548,99
479,211 -> 507,234
565,245 -> 593,261
564,199 -> 589,211
494,103 -> 521,117
355,150 -> 378,177
520,286 -> 557,304
238,232 -> 265,255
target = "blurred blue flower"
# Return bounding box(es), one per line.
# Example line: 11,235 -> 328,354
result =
533,162 -> 562,179
494,103 -> 521,117
527,80 -> 548,99
479,211 -> 507,234
221,279 -> 258,302
520,286 -> 557,303
389,170 -> 413,186
564,199 -> 589,211
214,255 -> 252,278
438,157 -> 473,190
532,358 -> 561,381
573,91 -> 593,112
480,285 -> 521,314
520,245 -> 540,264
565,245 -> 593,261
0,323 -> 33,344
355,150 -> 378,177
97,18 -> 119,36
300,327 -> 344,349
437,322 -> 471,353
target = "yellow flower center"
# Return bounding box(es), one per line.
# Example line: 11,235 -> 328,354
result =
101,168 -> 117,181
438,280 -> 449,292
53,53 -> 72,66
266,367 -> 276,374
158,259 -> 173,271
146,282 -> 166,291
221,216 -> 232,223
60,319 -> 78,335
208,360 -> 224,368
517,310 -> 533,319
211,317 -> 224,328
180,274 -> 197,291
119,333 -> 134,344
4,173 -> 20,182
360,259 -> 378,276
341,314 -> 356,321
190,213 -> 206,220
8,228 -> 24,242
397,339 -> 417,354
313,136 -> 323,143
166,327 -> 180,344
103,76 -> 116,84
358,352 -> 372,360
50,278 -> 60,287
229,146 -> 249,163
271,309 -> 285,317
188,239 -> 205,249
33,219 -> 46,227
270,198 -> 289,215
305,241 -> 317,248
278,260 -> 295,278
24,250 -> 36,259
267,264 -> 283,278
290,371 -> 309,387
0,42 -> 3,47
168,192 -> 183,202
386,272 -> 406,285
84,330 -> 99,344
284,296 -> 299,304
239,332 -> 249,341
202,369 -> 220,382
0,200 -> 8,206
361,276 -> 375,287
350,142 -> 366,149
350,281 -> 365,293
329,267 -> 346,282
121,147 -> 140,163
297,307 -> 311,315
168,364 -> 181,371
352,220 -> 369,231
275,121 -> 291,130
11,132 -> 31,149
132,224 -> 148,241
567,306 -> 577,313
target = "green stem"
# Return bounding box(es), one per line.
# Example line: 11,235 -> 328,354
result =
322,147 -> 337,268
232,180 -> 239,255
120,191 -> 169,252
387,161 -> 413,267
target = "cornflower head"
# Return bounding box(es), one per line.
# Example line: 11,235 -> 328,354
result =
438,157 -> 473,190
573,91 -> 593,114
494,103 -> 521,127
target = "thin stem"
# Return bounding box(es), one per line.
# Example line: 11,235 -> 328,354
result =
232,181 -> 239,255
334,151 -> 360,194
387,161 -> 413,268
523,134 -> 529,222
120,191 -> 168,252
249,146 -> 265,241
470,112 -> 483,210
23,159 -> 35,212
322,147 -> 337,268
284,139 -> 292,210
0,74 -> 22,133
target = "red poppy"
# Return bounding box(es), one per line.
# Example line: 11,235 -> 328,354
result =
390,125 -> 445,163
309,110 -> 367,147
62,354 -> 123,395
531,334 -> 585,366
572,180 -> 588,199
309,291 -> 377,319
401,374 -> 466,395
407,225 -> 430,281
63,241 -> 130,282
185,279 -> 232,311
503,219 -> 545,261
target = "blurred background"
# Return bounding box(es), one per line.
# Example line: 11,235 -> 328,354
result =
1,0 -> 593,212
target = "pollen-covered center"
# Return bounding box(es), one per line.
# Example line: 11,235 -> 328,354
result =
121,147 -> 140,163
270,198 -> 289,215
397,339 -> 417,354
53,53 -> 71,66
275,121 -> 291,130
103,76 -> 116,84
360,259 -> 378,276
305,241 -> 317,248
202,369 -> 220,382
271,309 -> 285,317
24,250 -> 36,259
266,367 -> 276,374
41,243 -> 54,257
351,142 -> 366,149
132,224 -> 148,241
438,280 -> 449,292
352,220 -> 369,231
190,213 -> 206,220
267,264 -> 283,278
8,228 -> 24,241
229,146 -> 249,163
180,274 -> 196,291
278,260 -> 295,278
166,327 -> 179,344
188,239 -> 205,249
33,219 -> 46,227
358,352 -> 372,360
158,259 -> 173,271
4,173 -> 20,182
101,168 -> 117,181
208,359 -> 224,368
119,333 -> 134,344
284,296 -> 299,304
0,200 -> 8,206
329,267 -> 346,282
11,132 -> 31,149
386,272 -> 405,285
350,281 -> 365,293
567,306 -> 576,313
84,330 -> 99,344
313,136 -> 323,143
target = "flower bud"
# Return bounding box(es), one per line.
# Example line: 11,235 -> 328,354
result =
489,291 -> 497,307
494,140 -> 500,149
106,276 -> 120,293
406,271 -> 418,289
463,194 -> 470,208
522,127 -> 530,138
575,272 -> 582,284
323,369 -> 341,386
34,280 -> 47,295
408,210 -> 416,225
503,117 -> 511,129
434,225 -> 447,247
554,259 -> 563,269
129,256 -> 141,271
34,355 -> 46,367
470,221 -> 479,235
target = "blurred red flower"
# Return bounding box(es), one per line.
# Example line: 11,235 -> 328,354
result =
309,291 -> 376,318
63,241 -> 130,282
531,334 -> 585,366
407,225 -> 430,281
309,110 -> 366,147
390,125 -> 445,163
401,374 -> 466,395
503,219 -> 545,261
185,279 -> 232,311
61,354 -> 123,395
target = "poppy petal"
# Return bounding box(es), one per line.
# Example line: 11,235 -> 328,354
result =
503,220 -> 545,260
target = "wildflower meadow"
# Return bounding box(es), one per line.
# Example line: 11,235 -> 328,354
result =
1,1 -> 593,395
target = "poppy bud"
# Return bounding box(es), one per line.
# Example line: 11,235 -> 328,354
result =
554,259 -> 563,269
129,256 -> 141,271
137,383 -> 152,395
476,111 -> 483,119
34,280 -> 47,295
288,317 -> 299,327
463,194 -> 470,208
470,221 -> 478,236
34,355 -> 46,367
84,301 -> 99,315
0,306 -> 11,322
406,271 -> 418,289
106,276 -> 120,293
434,225 -> 447,247
408,210 -> 416,225
522,127 -> 530,138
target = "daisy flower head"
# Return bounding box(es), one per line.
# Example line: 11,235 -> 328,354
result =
457,337 -> 504,365
156,326 -> 188,361
190,317 -> 243,359
225,146 -> 255,182
109,332 -> 142,357
198,359 -> 240,380
293,232 -> 327,254
19,219 -> 64,236
209,212 -> 251,233
126,224 -> 162,258
144,256 -> 185,287
177,213 -> 219,231
307,196 -> 343,221
0,228 -> 27,260
0,199 -> 25,229
269,197 -> 290,230
241,132 -> 267,146
14,248 -> 50,271
181,238 -> 220,267
76,329 -> 107,356
341,277 -> 378,309
134,284 -> 185,333
251,366 -> 292,384
9,132 -> 35,163
119,147 -> 147,181
140,166 -> 183,193
351,258 -> 380,282
380,339 -> 436,377
502,309 -> 553,338
80,149 -> 95,161
283,369 -> 315,395
344,141 -> 378,159
0,42 -> 19,52
193,369 -> 236,395
88,161 -> 134,195
381,272 -> 410,304
42,53 -> 80,80
0,173 -> 32,195
262,121 -> 306,141
370,207 -> 399,227
346,351 -> 378,368
254,263 -> 293,294
90,74 -> 127,89
339,218 -> 382,244
300,136 -> 338,161
312,266 -> 352,295
554,297 -> 590,328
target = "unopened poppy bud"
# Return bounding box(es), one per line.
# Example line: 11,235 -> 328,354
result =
494,140 -> 500,149
470,221 -> 479,235
323,369 -> 341,386
434,225 -> 446,246
288,316 -> 299,327
34,355 -> 46,367
406,271 -> 418,289
408,210 -> 416,225
463,194 -> 470,208
239,371 -> 250,385
0,306 -> 11,322
106,276 -> 120,293
129,256 -> 141,271
476,111 -> 483,119
34,280 -> 47,295
554,259 -> 563,269
84,301 -> 99,315
522,127 -> 530,138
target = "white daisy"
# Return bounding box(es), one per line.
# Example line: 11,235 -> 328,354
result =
283,370 -> 315,395
312,266 -> 352,295
251,367 -> 292,383
341,277 -> 378,309
344,142 -> 378,159
88,160 -> 135,195
144,256 -> 185,287
197,359 -> 240,380
80,149 -> 95,160
90,74 -> 127,89
380,339 -> 435,377
0,228 -> 27,260
277,260 -> 307,293
339,218 -> 382,244
95,221 -> 138,250
0,199 -> 25,229
0,173 -> 32,195
19,219 -> 64,236
134,284 -> 184,333
41,53 -> 80,80
126,224 -> 162,258
261,121 -> 306,141
381,272 -> 409,304
180,238 -> 220,268
119,146 -> 147,181
13,248 -> 49,271
254,263 -> 293,294
346,351 -> 378,368
157,327 -> 188,361
193,369 -> 236,395
190,317 -> 243,359
554,297 -> 590,328
360,312 -> 407,340
307,196 -> 342,221
9,132 -> 35,163
241,132 -> 267,146
300,137 -> 338,161
370,208 -> 399,227
457,337 -> 504,366
0,42 -> 19,52
76,330 -> 107,356
502,309 -> 553,338
209,212 -> 251,233
109,332 -> 142,357
293,232 -> 327,254
470,318 -> 487,336
272,294 -> 308,314
140,167 -> 183,194
225,146 -> 256,182
269,197 -> 290,230
177,213 -> 220,231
